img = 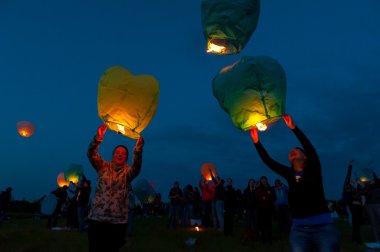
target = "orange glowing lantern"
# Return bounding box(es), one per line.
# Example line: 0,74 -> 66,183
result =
57,172 -> 70,187
201,163 -> 217,181
16,121 -> 35,137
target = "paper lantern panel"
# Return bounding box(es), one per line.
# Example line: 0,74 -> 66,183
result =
134,179 -> 156,204
201,163 -> 217,181
16,121 -> 35,137
355,168 -> 374,182
57,172 -> 70,187
98,66 -> 159,139
64,164 -> 83,184
213,56 -> 286,131
201,0 -> 260,54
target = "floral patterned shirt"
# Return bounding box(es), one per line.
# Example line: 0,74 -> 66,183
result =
87,136 -> 142,224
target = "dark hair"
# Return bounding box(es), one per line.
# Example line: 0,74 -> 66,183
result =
295,147 -> 306,156
112,145 -> 129,158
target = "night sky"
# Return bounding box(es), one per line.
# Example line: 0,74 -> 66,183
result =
1,0 -> 379,201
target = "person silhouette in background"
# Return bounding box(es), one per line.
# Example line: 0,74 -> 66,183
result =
0,187 -> 13,221
342,160 -> 364,243
48,185 -> 68,228
250,115 -> 340,252
87,125 -> 144,252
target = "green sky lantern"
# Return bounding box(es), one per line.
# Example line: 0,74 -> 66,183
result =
134,179 -> 156,204
201,0 -> 260,55
98,66 -> 159,139
355,168 -> 374,182
64,163 -> 83,184
213,56 -> 287,131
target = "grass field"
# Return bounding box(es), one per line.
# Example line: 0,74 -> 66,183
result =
0,213 -> 374,252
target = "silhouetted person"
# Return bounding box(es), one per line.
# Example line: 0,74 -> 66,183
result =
48,185 -> 68,228
0,187 -> 12,220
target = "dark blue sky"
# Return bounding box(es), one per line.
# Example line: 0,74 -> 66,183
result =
1,0 -> 379,201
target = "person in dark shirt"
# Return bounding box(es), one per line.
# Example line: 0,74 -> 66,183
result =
250,115 -> 340,252
342,160 -> 364,243
224,178 -> 236,236
167,181 -> 183,228
0,187 -> 12,220
255,176 -> 276,244
364,171 -> 380,243
48,185 -> 68,228
243,179 -> 257,229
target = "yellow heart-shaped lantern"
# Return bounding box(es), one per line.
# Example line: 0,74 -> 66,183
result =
98,66 -> 160,139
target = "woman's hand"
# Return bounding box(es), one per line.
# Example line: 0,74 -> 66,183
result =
250,127 -> 259,143
283,115 -> 296,129
134,136 -> 144,152
96,125 -> 107,141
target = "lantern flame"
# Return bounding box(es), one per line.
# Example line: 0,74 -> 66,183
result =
195,226 -> 200,232
116,124 -> 125,134
360,178 -> 367,182
207,42 -> 226,54
256,122 -> 267,131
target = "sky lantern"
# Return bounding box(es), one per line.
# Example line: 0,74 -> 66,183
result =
16,121 -> 35,137
201,0 -> 260,55
213,56 -> 287,131
98,66 -> 160,139
201,163 -> 217,181
64,163 -> 83,184
57,172 -> 70,187
355,168 -> 375,182
134,179 -> 156,204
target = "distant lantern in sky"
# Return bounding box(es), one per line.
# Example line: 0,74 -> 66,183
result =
57,172 -> 70,187
98,66 -> 160,139
201,0 -> 260,55
213,56 -> 287,131
64,163 -> 83,184
201,163 -> 217,181
16,121 -> 35,137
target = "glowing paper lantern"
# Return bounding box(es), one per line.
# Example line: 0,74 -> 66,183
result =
64,164 -> 83,184
16,121 -> 35,137
98,66 -> 160,139
213,56 -> 287,131
355,168 -> 374,182
201,0 -> 260,55
201,163 -> 217,181
57,172 -> 70,187
134,179 -> 156,204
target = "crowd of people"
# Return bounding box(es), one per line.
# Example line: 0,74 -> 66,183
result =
2,117 -> 380,252
166,175 -> 292,243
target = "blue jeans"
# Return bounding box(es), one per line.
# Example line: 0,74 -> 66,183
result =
290,223 -> 340,252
